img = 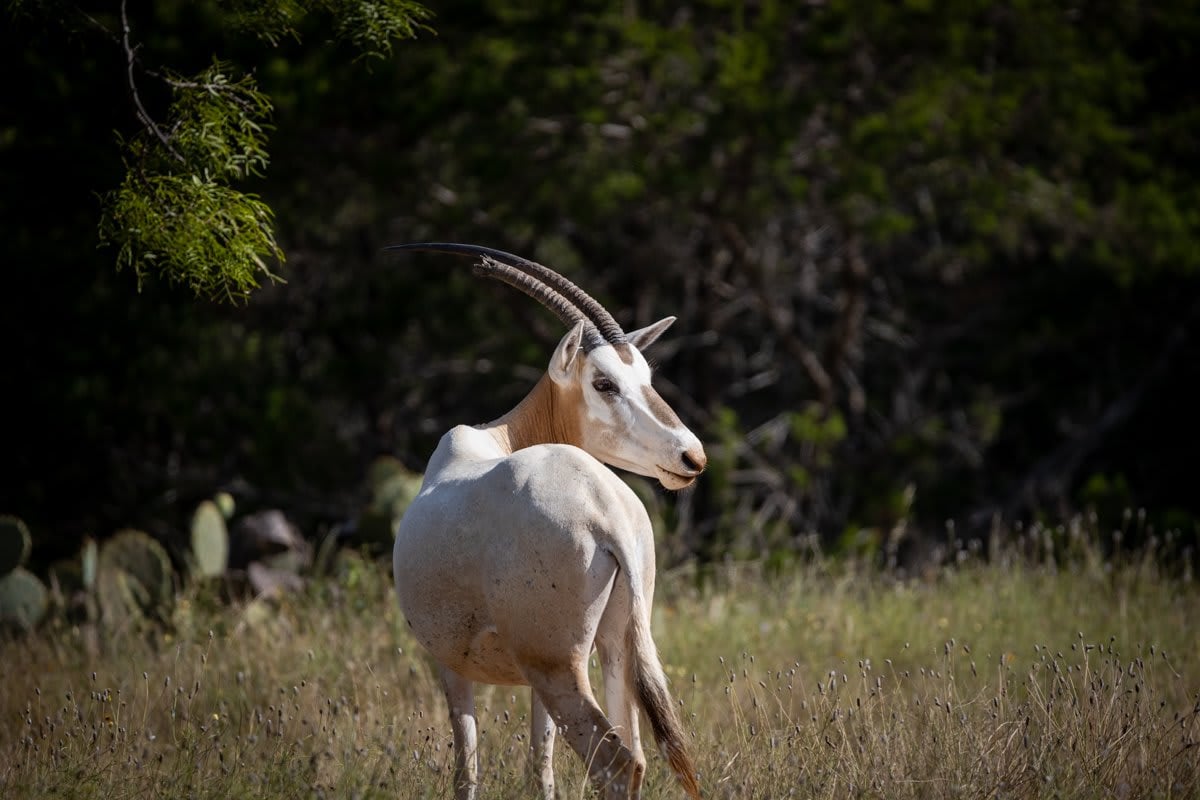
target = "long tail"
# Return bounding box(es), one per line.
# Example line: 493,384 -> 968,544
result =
625,602 -> 702,799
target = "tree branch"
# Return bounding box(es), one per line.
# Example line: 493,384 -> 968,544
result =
718,220 -> 836,409
120,0 -> 182,161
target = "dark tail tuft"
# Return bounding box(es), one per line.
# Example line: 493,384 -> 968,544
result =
629,615 -> 702,799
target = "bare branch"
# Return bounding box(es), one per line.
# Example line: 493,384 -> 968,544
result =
719,220 -> 835,409
120,0 -> 182,162
76,9 -> 120,45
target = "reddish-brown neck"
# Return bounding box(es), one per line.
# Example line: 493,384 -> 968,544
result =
482,375 -> 583,455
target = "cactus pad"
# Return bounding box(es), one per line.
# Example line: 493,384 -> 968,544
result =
80,537 -> 98,590
97,530 -> 174,624
0,515 -> 32,577
190,500 -> 230,578
0,567 -> 48,631
97,567 -> 150,630
214,491 -> 236,519
357,457 -> 424,547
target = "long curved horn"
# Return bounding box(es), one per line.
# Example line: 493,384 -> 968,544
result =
385,242 -> 627,347
479,256 -> 607,350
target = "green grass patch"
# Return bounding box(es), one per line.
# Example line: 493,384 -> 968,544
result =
1,540 -> 1196,799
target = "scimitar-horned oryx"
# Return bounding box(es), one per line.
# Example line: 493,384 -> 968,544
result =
386,242 -> 706,800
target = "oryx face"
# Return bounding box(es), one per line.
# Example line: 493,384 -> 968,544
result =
385,242 -> 707,490
549,317 -> 706,490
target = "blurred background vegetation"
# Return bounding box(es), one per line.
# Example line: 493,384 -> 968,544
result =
3,0 -> 1198,568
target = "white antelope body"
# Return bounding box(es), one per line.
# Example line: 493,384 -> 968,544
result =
387,243 -> 705,800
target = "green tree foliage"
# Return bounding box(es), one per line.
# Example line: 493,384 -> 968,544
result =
12,0 -> 429,300
100,62 -> 281,300
353,0 -> 1199,552
2,0 -> 1197,560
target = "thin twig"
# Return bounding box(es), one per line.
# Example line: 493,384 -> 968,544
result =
120,0 -> 182,161
76,9 -> 120,45
720,219 -> 836,408
147,70 -> 263,116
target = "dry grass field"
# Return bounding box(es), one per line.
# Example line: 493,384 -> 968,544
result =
2,523 -> 1197,799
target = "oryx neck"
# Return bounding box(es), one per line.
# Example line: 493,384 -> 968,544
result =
480,375 -> 582,455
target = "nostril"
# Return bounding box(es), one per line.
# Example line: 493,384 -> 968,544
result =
680,449 -> 706,474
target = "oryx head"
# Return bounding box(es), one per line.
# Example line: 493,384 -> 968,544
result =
386,242 -> 707,490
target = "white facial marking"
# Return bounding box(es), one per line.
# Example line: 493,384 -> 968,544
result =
575,343 -> 703,488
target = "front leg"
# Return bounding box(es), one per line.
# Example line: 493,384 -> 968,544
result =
439,666 -> 478,800
528,689 -> 558,799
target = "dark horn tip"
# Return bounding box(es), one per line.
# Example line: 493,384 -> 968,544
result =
381,242 -> 452,251
382,242 -> 531,263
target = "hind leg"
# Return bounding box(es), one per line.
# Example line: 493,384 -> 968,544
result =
596,636 -> 646,775
526,665 -> 643,800
527,689 -> 557,799
439,666 -> 478,800
595,568 -> 647,778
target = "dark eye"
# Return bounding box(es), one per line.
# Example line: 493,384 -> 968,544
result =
592,376 -> 618,395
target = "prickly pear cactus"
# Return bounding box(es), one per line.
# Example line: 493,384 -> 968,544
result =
214,491 -> 236,520
356,456 -> 424,547
190,500 -> 230,579
97,529 -> 174,628
0,567 -> 48,631
0,514 -> 32,577
80,537 -> 98,591
77,538 -> 102,647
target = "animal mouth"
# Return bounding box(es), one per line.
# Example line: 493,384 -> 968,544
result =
656,466 -> 698,490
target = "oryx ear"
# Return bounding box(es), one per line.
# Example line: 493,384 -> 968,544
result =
626,316 -> 676,352
548,321 -> 586,385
